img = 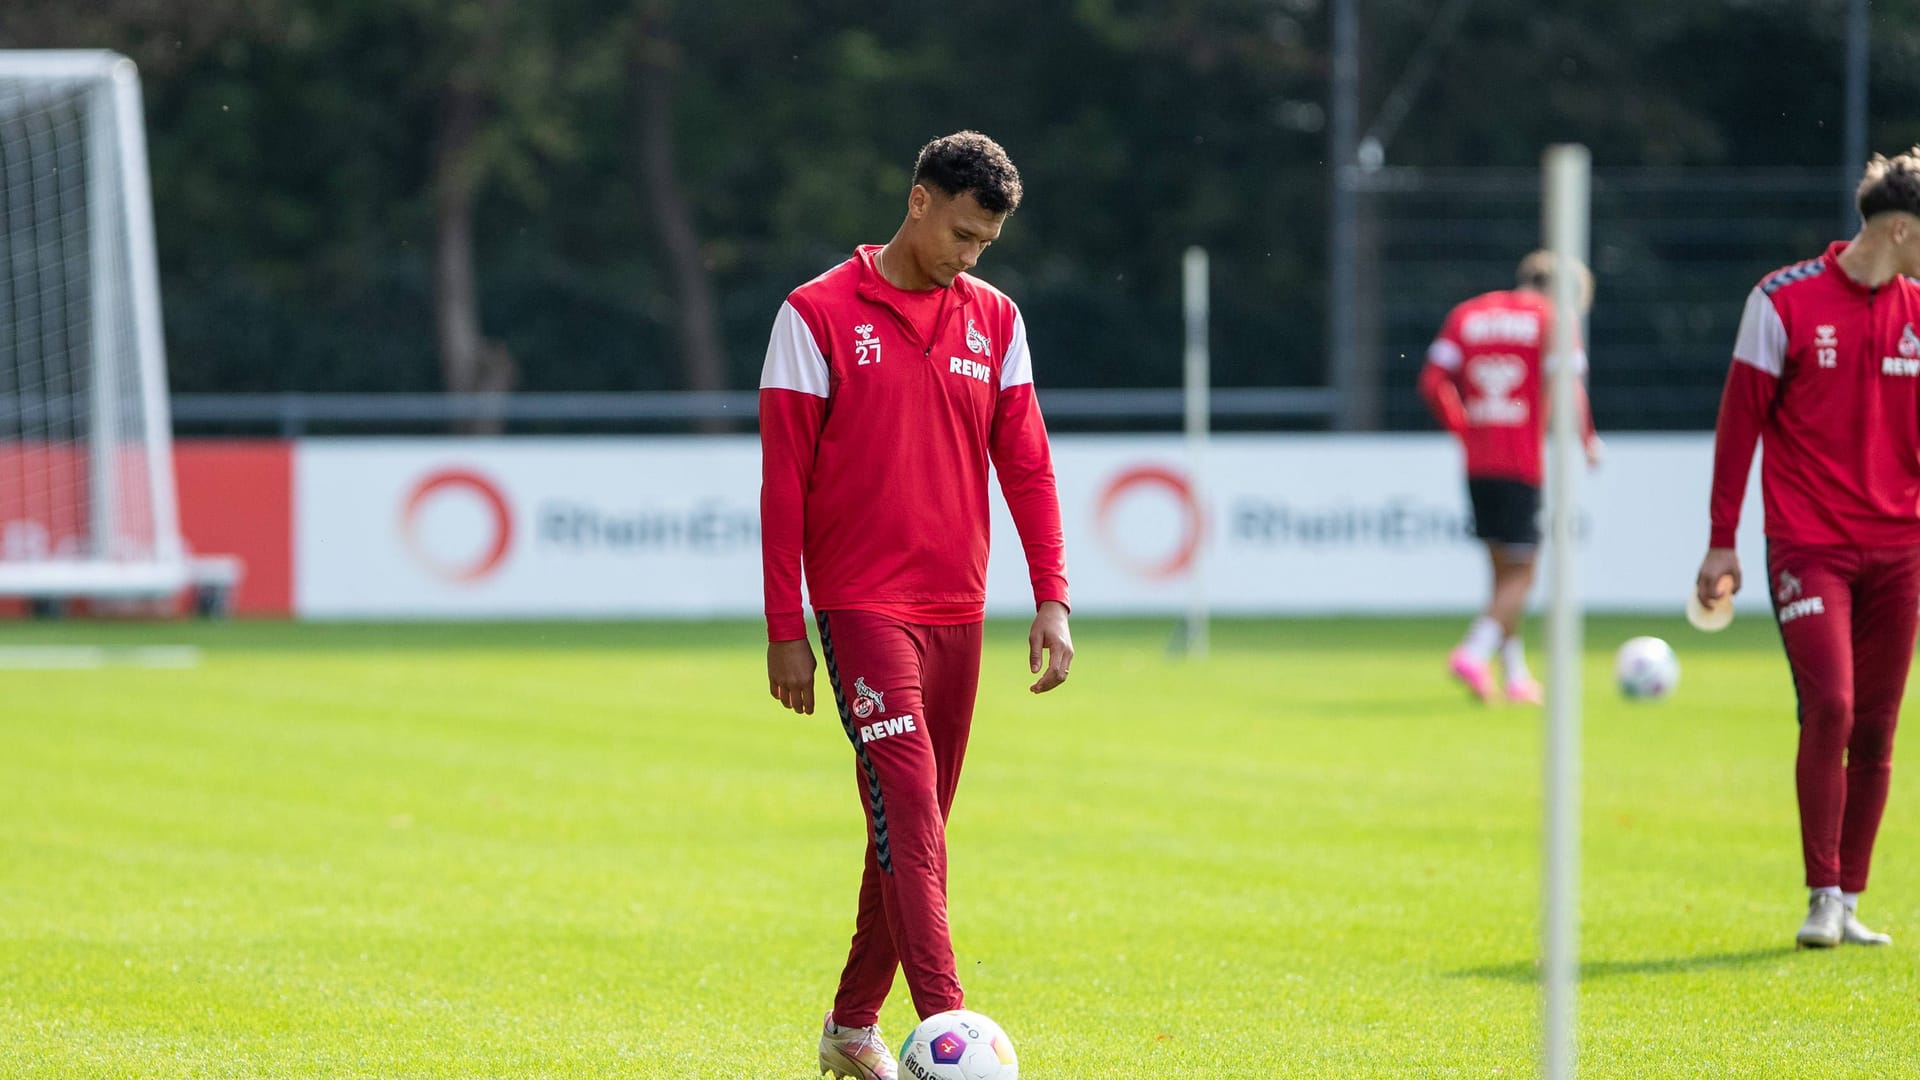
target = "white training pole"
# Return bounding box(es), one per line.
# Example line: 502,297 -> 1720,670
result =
1182,246 -> 1210,658
1541,143 -> 1590,1080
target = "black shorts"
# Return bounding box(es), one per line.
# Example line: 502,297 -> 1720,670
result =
1467,477 -> 1541,548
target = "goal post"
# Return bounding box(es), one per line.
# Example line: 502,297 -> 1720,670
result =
1541,143 -> 1591,1080
0,50 -> 186,599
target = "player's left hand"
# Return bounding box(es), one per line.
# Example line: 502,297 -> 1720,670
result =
1028,600 -> 1073,694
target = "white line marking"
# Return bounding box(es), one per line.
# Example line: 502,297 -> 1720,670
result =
0,646 -> 203,670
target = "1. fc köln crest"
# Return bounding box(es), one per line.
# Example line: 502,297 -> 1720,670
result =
852,677 -> 885,719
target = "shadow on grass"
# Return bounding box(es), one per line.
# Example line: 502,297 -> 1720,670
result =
1449,947 -> 1799,982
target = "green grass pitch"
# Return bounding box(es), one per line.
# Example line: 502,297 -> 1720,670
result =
2,616 -> 1915,1077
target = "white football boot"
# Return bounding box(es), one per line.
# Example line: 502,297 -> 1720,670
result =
1796,892 -> 1844,948
1841,909 -> 1893,946
818,1012 -> 898,1080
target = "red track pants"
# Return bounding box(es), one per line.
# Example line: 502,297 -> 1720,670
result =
1768,540 -> 1920,893
815,609 -> 981,1026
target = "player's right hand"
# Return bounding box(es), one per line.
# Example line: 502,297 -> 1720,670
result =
1695,547 -> 1741,609
767,638 -> 817,715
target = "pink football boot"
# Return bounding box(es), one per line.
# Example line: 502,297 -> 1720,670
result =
1448,648 -> 1496,703
1505,676 -> 1545,706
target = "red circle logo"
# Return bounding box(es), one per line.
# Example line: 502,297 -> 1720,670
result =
1095,465 -> 1205,580
399,468 -> 515,583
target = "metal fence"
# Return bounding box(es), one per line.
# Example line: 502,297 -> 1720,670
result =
161,387 -> 1344,437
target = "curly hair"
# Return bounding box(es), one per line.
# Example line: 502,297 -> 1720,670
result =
912,131 -> 1023,215
1857,146 -> 1920,221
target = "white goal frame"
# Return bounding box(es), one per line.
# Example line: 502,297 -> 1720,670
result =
0,50 -> 185,598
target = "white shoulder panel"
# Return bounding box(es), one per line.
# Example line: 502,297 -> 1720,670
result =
1000,310 -> 1034,390
759,301 -> 830,397
1731,287 -> 1787,377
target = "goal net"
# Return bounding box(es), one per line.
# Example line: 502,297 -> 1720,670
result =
0,51 -> 184,599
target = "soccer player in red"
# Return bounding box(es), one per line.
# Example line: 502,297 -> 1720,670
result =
1697,148 -> 1920,949
1419,251 -> 1599,705
758,132 -> 1073,1080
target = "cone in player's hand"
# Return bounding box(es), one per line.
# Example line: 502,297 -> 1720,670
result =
1687,574 -> 1735,632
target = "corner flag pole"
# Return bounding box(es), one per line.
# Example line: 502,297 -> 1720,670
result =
1541,143 -> 1590,1080
1182,246 -> 1210,658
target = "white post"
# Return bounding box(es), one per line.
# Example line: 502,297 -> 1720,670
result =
86,73 -> 122,559
112,56 -> 184,565
1182,246 -> 1210,658
1541,143 -> 1590,1080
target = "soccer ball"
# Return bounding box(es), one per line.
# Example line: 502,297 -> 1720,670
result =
1614,636 -> 1680,700
898,1009 -> 1018,1080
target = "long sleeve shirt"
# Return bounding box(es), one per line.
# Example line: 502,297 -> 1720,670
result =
1709,242 -> 1920,549
758,246 -> 1069,641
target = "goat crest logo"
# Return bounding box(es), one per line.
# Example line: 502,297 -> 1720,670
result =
1901,324 -> 1920,359
966,318 -> 991,357
1777,570 -> 1803,604
851,677 -> 885,719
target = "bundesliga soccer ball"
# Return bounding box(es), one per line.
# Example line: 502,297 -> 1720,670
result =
898,1010 -> 1018,1080
1614,636 -> 1680,700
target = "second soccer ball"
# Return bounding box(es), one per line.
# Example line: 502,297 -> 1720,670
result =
1615,636 -> 1680,700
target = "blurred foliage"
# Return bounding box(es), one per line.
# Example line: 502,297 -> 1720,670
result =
4,0 -> 1918,405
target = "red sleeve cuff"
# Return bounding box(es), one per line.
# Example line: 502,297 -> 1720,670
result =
1708,527 -> 1737,549
766,612 -> 808,642
1033,580 -> 1070,612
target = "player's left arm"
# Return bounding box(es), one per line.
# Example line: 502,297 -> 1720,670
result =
1544,331 -> 1603,467
1575,363 -> 1602,467
1697,287 -> 1787,604
759,299 -> 830,714
988,309 -> 1073,693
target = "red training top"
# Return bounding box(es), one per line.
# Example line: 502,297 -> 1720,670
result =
757,245 -> 1070,642
1708,241 -> 1920,549
1418,288 -> 1590,487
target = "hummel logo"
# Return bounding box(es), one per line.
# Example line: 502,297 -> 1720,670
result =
1816,324 -> 1839,369
854,324 -> 882,366
1465,354 -> 1529,426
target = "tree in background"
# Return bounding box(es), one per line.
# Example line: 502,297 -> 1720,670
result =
8,0 -> 1920,419
628,0 -> 725,398
405,0 -> 584,424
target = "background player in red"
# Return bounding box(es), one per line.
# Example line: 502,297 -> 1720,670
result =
1696,147 -> 1920,949
1419,251 -> 1600,705
758,131 -> 1073,1080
